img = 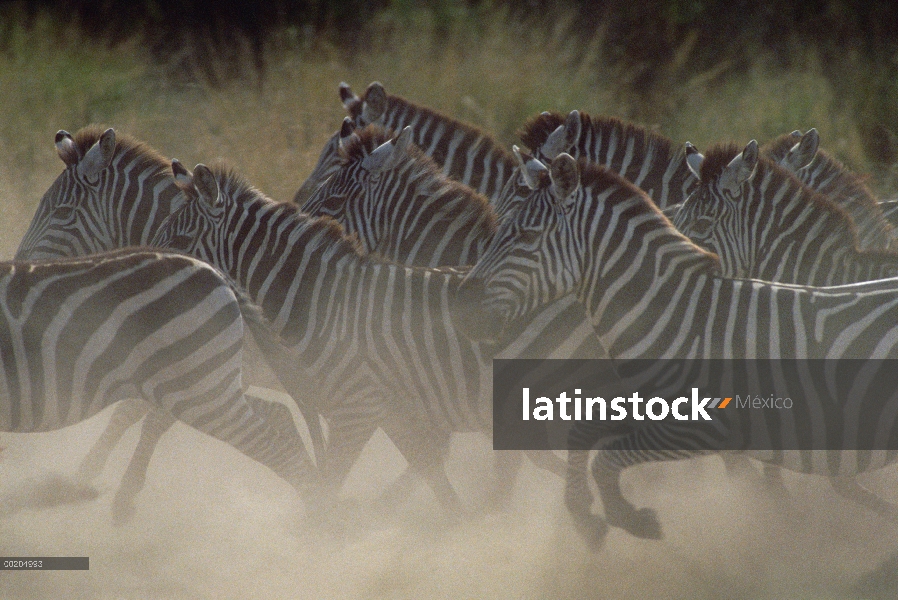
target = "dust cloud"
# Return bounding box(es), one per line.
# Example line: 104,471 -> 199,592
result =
3,391 -> 898,599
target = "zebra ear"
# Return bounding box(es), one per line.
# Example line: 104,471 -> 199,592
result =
685,142 -> 704,179
171,158 -> 193,184
393,125 -> 413,156
361,139 -> 396,174
339,82 -> 358,109
55,130 -> 77,166
549,153 -> 580,207
784,128 -> 819,171
542,110 -> 581,160
361,81 -> 387,124
720,140 -> 759,192
337,117 -> 358,151
513,145 -> 546,190
192,164 -> 221,208
77,128 -> 116,180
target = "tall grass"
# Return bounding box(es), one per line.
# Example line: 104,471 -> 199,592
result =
0,6 -> 891,256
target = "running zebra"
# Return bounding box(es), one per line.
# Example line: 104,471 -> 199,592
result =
293,81 -> 517,205
517,109 -> 697,209
0,249 -> 318,520
152,162 -> 596,513
673,140 -> 898,285
761,128 -> 897,250
455,153 -> 898,546
15,125 -> 324,521
298,125 -> 601,498
157,163 -> 493,512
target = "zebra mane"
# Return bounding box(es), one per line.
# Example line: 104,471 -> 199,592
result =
767,136 -> 878,206
337,124 -> 395,163
760,132 -> 802,164
337,124 -> 500,231
518,112 -> 565,153
350,86 -> 511,160
701,142 -> 862,240
176,162 -> 366,255
66,124 -> 171,176
575,159 -> 675,223
572,158 -> 721,264
519,111 -> 680,163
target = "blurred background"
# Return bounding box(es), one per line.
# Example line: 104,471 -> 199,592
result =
3,2 -> 898,598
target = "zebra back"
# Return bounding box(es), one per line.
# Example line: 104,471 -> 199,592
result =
673,141 -> 898,285
16,126 -> 183,260
518,110 -> 696,208
761,129 -> 896,251
293,81 -> 516,205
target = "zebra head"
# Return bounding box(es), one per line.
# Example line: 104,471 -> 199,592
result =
152,162 -> 225,264
454,153 -> 582,342
301,125 -> 423,252
16,128 -> 116,259
16,126 -> 180,261
492,145 -> 550,219
293,117 -> 360,205
673,140 -> 760,278
340,81 -> 388,127
761,128 -> 820,173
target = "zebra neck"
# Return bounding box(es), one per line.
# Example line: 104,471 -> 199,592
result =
574,119 -> 696,208
580,239 -> 720,359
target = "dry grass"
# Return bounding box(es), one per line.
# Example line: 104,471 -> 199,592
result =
0,7 -> 890,258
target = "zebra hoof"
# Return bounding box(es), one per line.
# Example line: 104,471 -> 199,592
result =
609,507 -> 664,540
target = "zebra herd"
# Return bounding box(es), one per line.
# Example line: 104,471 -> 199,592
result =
5,80 -> 898,550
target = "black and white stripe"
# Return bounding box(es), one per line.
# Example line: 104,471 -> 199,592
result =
674,140 -> 898,285
456,153 -> 898,545
0,249 -> 317,519
13,126 -> 323,521
518,109 -> 697,209
761,128 -> 897,251
293,81 -> 517,205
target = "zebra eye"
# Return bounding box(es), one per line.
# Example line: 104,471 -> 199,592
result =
51,205 -> 76,221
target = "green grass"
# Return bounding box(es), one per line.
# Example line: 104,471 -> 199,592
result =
0,6 -> 893,256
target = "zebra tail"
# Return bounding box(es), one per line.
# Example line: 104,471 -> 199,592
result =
225,275 -> 328,471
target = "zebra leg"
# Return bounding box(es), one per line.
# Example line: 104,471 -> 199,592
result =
525,450 -> 567,477
111,408 -> 177,526
565,450 -> 609,551
830,476 -> 898,522
167,386 -> 322,510
720,452 -> 790,498
592,448 -> 668,540
77,398 -> 150,481
379,416 -> 464,517
484,450 -> 524,512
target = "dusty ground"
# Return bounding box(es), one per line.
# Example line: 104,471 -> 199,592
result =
3,389 -> 898,599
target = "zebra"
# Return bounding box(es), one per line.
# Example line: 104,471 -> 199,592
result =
293,81 -> 517,205
300,124 -> 499,267
672,140 -> 898,285
298,124 -> 608,500
517,109 -> 698,209
151,161 -> 601,514
14,125 -> 324,522
0,248 -> 319,521
454,152 -> 898,546
761,128 -> 897,251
